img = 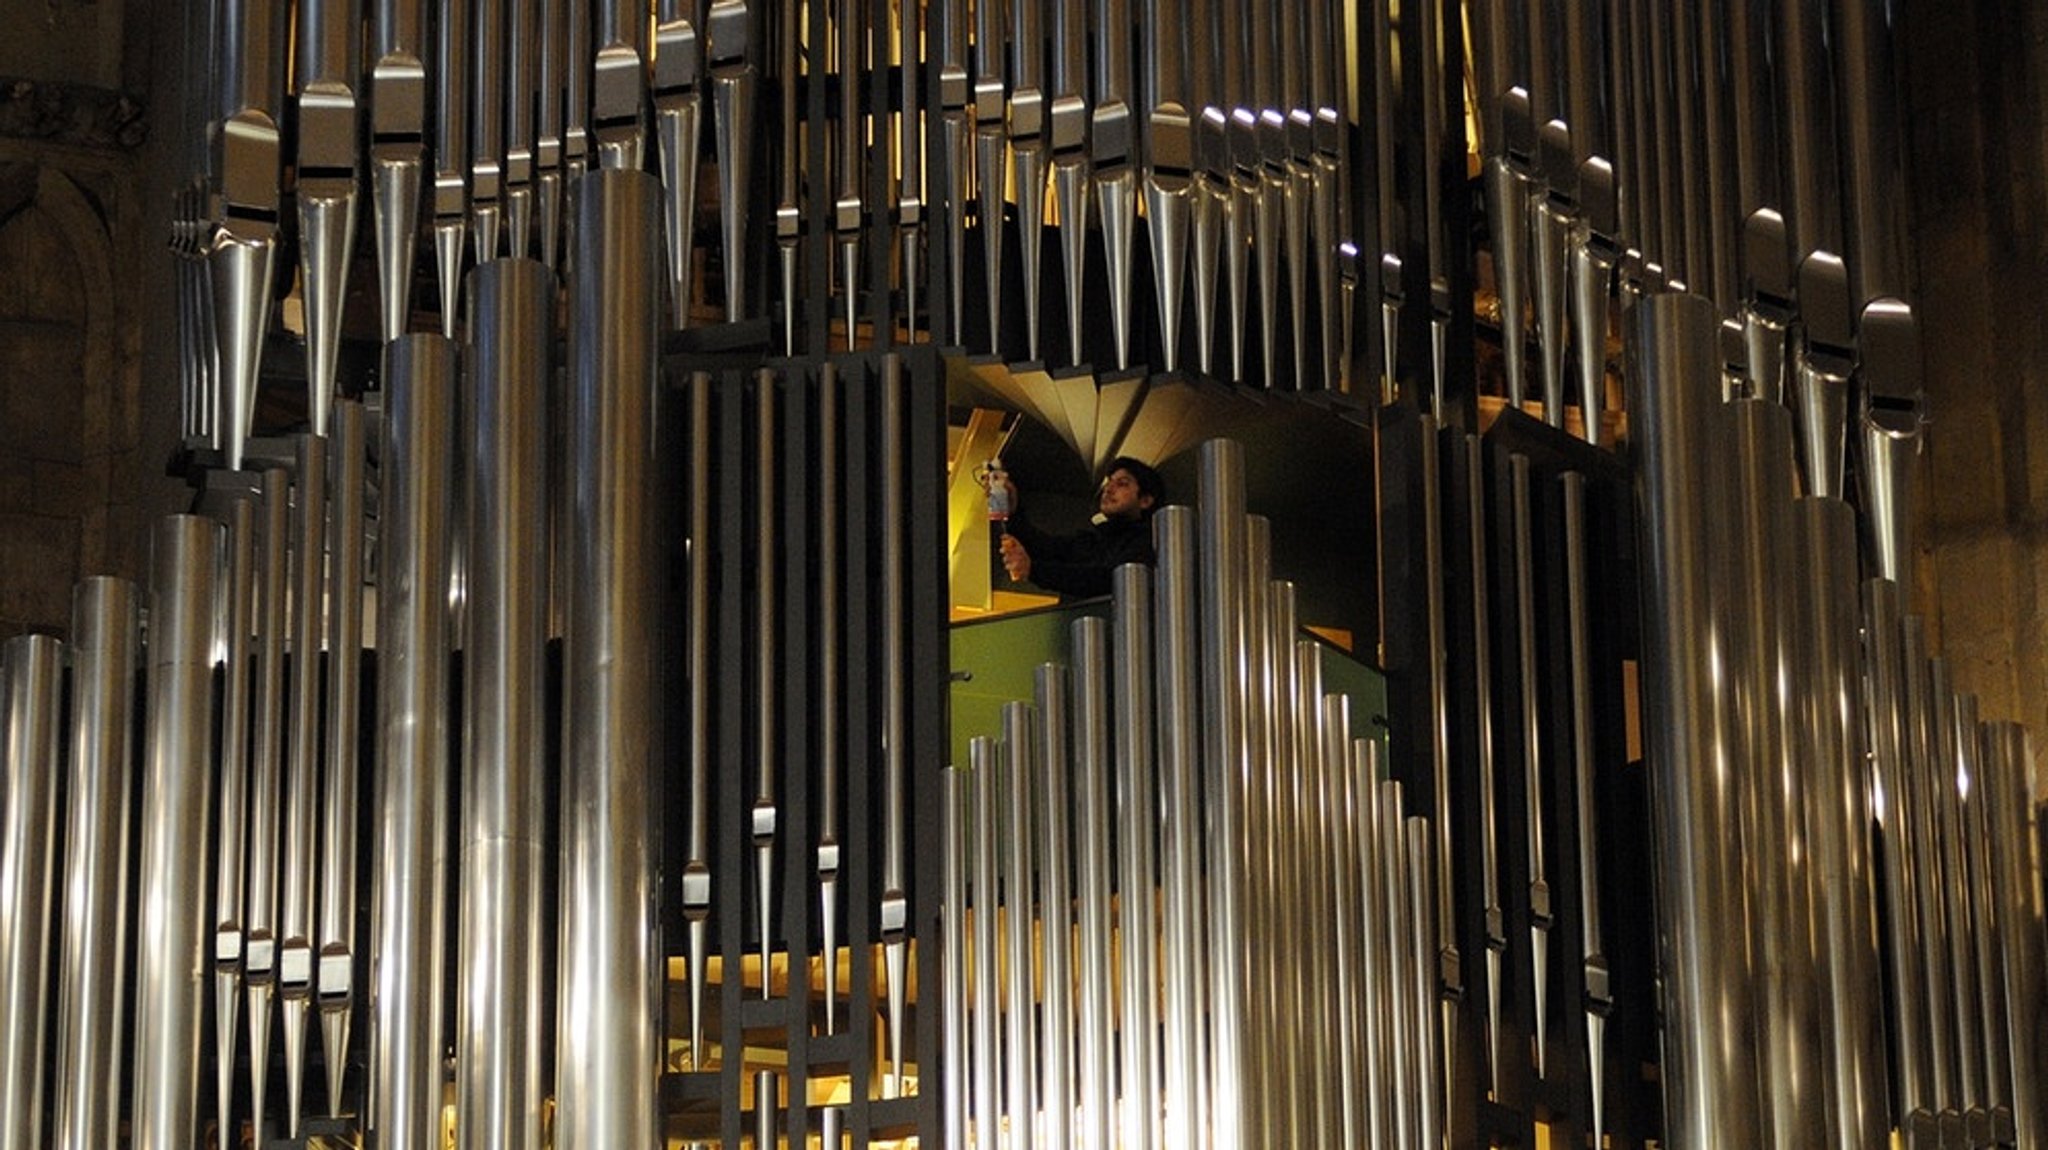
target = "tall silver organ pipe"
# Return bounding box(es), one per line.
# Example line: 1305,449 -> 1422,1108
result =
1112,563 -> 1162,1150
132,516 -> 223,1150
52,579 -> 140,1150
459,257 -> 553,1148
1625,292 -> 1762,1147
374,333 -> 458,1150
280,430 -> 328,1135
318,399 -> 369,1115
1981,722 -> 2045,1146
211,495 -> 255,1150
0,634 -> 64,1150
556,167 -> 662,1149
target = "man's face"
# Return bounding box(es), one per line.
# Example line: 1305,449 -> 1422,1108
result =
1098,468 -> 1154,520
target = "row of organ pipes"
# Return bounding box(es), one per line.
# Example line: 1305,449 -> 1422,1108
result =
0,0 -> 2042,1143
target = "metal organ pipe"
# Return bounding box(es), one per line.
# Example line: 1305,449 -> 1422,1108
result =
459,257 -> 553,1149
0,633 -> 64,1150
374,333 -> 458,1150
52,578 -> 141,1150
557,167 -> 662,1149
319,399 -> 369,1115
132,516 -> 223,1150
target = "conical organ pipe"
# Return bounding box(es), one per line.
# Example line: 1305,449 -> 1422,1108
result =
557,168 -> 662,1149
374,333 -> 458,1150
132,516 -> 223,1150
318,400 -> 369,1115
210,496 -> 254,1149
459,257 -> 553,1149
1624,292 -> 1763,1147
1981,722 -> 2046,1146
53,579 -> 140,1150
1792,497 -> 1888,1149
281,432 -> 330,1134
1112,564 -> 1162,1150
0,634 -> 64,1150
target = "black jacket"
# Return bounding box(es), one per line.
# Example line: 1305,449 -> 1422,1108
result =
1004,508 -> 1156,599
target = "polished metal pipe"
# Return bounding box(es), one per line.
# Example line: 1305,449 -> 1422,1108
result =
245,465 -> 289,1129
942,764 -> 969,1150
1073,617 -> 1116,1150
1112,564 -> 1161,1150
1196,438 -> 1249,1148
1859,402 -> 1923,587
1414,415 -> 1459,1091
707,0 -> 755,319
753,1070 -> 778,1147
1625,292 -> 1763,1146
431,0 -> 473,333
557,168 -> 662,1148
1407,814 -> 1444,1150
1791,496 -> 1887,1149
1321,691 -> 1362,1150
1353,740 -> 1390,1150
1298,634 -> 1339,1149
0,634 -> 63,1149
469,0 -> 506,258
1981,721 -> 2046,1146
754,370 -> 780,999
318,400 -> 368,1114
1000,700 -> 1040,1150
1864,575 -> 1930,1126
280,432 -> 329,1135
53,579 -> 140,1150
1035,663 -> 1076,1149
1153,506 -> 1207,1148
1561,470 -> 1611,1145
1962,702 -> 2017,1146
880,354 -> 911,1096
817,364 -> 844,1033
370,0 -> 427,338
1932,670 -> 1986,1137
1244,545 -> 1283,1145
684,370 -> 713,1066
654,0 -> 702,329
1901,621 -> 1960,1134
132,516 -> 222,1149
1732,398 -> 1826,1149
374,333 -> 457,1150
1943,690 -> 1991,1143
211,497 -> 254,1149
968,736 -> 1002,1150
1380,778 -> 1415,1150
458,258 -> 552,1149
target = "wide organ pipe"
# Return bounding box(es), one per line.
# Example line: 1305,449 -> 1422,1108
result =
374,333 -> 458,1150
52,578 -> 141,1150
1792,496 -> 1888,1149
0,633 -> 65,1149
459,256 -> 553,1148
557,166 -> 662,1149
1624,292 -> 1762,1147
132,515 -> 223,1149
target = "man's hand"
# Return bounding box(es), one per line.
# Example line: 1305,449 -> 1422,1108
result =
999,533 -> 1032,582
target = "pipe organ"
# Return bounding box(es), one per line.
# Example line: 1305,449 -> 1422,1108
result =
0,0 -> 2041,1146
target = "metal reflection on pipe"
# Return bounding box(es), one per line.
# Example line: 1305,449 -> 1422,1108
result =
1864,575 -> 1930,1127
557,167 -> 662,1148
880,353 -> 911,1097
0,633 -> 64,1150
1981,721 -> 2046,1146
1624,291 -> 1763,1146
941,763 -> 968,1150
968,736 -> 1001,1150
999,700 -> 1039,1150
280,431 -> 328,1135
1962,698 -> 2017,1146
211,496 -> 254,1150
318,400 -> 368,1115
133,515 -> 223,1150
1196,438 -> 1248,1147
1152,505 -> 1207,1149
458,257 -> 552,1148
1072,617 -> 1117,1150
753,369 -> 779,1003
53,578 -> 140,1150
1792,496 -> 1887,1149
246,466 -> 289,1131
1112,563 -> 1161,1150
684,369 -> 713,1069
817,364 -> 844,1034
374,333 -> 456,1150
1035,663 -> 1075,1150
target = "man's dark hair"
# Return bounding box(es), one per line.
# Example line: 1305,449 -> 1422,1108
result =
1106,456 -> 1166,508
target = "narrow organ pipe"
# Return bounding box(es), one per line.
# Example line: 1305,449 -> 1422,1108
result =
0,634 -> 65,1150
132,516 -> 223,1149
557,167 -> 663,1149
458,257 -> 553,1148
52,579 -> 141,1150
